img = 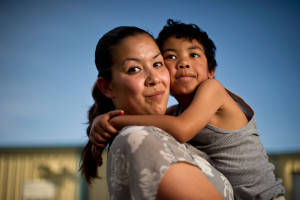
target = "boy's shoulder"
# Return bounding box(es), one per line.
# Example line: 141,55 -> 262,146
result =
203,78 -> 222,85
196,79 -> 227,101
199,79 -> 224,91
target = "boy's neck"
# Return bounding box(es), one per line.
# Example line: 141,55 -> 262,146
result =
173,93 -> 194,110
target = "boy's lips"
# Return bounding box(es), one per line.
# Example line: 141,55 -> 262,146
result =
175,71 -> 196,79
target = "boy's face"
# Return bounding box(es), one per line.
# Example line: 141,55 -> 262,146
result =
161,37 -> 215,96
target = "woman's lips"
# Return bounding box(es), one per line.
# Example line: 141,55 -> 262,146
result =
146,91 -> 165,99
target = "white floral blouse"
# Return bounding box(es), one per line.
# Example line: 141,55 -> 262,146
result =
106,126 -> 234,200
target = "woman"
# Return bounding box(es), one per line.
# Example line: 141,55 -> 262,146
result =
80,26 -> 233,200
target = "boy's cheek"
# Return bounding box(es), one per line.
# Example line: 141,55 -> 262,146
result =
164,61 -> 174,70
164,65 -> 176,76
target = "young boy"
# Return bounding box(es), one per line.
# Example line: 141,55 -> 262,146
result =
90,19 -> 285,199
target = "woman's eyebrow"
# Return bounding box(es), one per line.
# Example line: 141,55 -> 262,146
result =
153,52 -> 162,60
123,58 -> 140,65
125,58 -> 139,61
122,52 -> 161,64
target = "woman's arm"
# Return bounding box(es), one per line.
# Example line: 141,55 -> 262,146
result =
110,79 -> 225,143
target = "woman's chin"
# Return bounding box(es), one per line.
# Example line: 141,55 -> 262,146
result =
149,107 -> 167,115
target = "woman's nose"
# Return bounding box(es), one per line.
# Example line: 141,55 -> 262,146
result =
145,70 -> 161,86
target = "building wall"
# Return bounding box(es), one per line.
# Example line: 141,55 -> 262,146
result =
269,153 -> 300,200
87,149 -> 109,200
0,147 -> 83,200
1,146 -> 299,200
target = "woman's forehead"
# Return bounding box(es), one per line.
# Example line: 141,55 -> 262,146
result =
114,34 -> 160,62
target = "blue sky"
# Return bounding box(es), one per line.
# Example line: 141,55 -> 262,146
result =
0,0 -> 299,153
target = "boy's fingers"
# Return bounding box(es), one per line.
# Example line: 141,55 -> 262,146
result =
108,109 -> 124,118
101,132 -> 114,139
93,125 -> 113,139
90,133 -> 108,147
97,121 -> 118,135
104,124 -> 119,135
98,117 -> 119,135
91,110 -> 122,136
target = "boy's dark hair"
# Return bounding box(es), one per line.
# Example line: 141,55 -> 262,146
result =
157,19 -> 217,72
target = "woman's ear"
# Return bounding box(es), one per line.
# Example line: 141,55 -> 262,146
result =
208,68 -> 216,79
97,77 -> 115,99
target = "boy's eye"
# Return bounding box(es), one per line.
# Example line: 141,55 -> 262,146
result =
190,53 -> 200,58
165,54 -> 176,60
127,66 -> 141,74
153,62 -> 163,67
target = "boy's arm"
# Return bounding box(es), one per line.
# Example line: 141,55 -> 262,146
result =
111,79 -> 225,143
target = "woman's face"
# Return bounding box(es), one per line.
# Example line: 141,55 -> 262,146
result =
107,34 -> 170,115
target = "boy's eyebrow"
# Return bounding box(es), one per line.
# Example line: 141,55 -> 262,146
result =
162,46 -> 204,53
161,48 -> 176,54
188,45 -> 204,52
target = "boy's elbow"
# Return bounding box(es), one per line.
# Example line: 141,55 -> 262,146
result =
176,136 -> 188,143
171,127 -> 190,143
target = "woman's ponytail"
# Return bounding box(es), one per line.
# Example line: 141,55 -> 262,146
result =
79,83 -> 114,184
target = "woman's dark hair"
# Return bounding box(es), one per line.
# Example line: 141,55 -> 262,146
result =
157,19 -> 217,72
79,26 -> 153,184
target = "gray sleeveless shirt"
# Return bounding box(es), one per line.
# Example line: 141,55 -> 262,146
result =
174,89 -> 285,200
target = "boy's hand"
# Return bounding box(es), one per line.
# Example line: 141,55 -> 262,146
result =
89,110 -> 124,149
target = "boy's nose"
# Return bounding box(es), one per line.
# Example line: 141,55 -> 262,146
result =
179,64 -> 190,69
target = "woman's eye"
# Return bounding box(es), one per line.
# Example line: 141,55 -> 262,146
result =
154,62 -> 163,67
190,53 -> 200,58
127,67 -> 141,74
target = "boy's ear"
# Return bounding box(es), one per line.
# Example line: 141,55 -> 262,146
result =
208,68 -> 216,79
97,77 -> 115,99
